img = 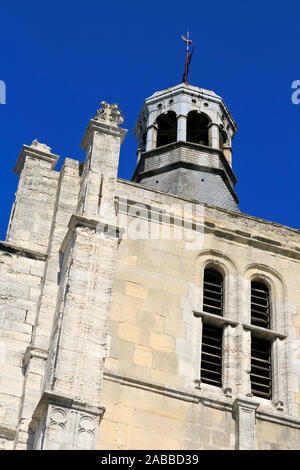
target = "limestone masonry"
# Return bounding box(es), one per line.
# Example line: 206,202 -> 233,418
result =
0,83 -> 300,450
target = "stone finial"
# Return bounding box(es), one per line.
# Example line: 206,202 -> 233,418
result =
94,101 -> 124,126
31,139 -> 52,153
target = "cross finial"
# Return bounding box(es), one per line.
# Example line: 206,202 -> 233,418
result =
181,31 -> 195,85
181,31 -> 193,51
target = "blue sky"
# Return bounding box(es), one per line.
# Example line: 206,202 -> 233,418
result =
0,0 -> 299,240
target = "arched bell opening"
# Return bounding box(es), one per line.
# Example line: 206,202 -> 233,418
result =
187,111 -> 210,146
156,111 -> 177,148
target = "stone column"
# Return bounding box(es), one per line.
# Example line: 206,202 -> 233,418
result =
145,124 -> 158,151
222,324 -> 238,398
208,123 -> 220,149
233,398 -> 259,450
177,115 -> 187,141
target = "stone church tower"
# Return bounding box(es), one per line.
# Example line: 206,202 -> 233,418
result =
0,82 -> 300,450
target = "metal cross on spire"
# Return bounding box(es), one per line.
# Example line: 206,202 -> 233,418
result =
181,31 -> 195,85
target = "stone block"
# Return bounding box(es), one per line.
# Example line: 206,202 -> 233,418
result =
124,255 -> 137,267
150,331 -> 175,352
118,323 -> 140,344
152,350 -> 178,374
125,281 -> 147,299
133,346 -> 152,368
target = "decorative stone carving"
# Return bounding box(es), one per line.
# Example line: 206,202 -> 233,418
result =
31,139 -> 52,153
223,387 -> 232,398
47,408 -> 67,442
275,400 -> 284,411
30,391 -> 105,450
94,101 -> 124,126
77,415 -> 97,449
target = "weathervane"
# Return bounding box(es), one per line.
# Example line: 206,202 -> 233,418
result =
181,31 -> 195,85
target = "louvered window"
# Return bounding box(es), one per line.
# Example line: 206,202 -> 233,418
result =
251,281 -> 270,328
201,323 -> 223,387
250,280 -> 272,399
250,337 -> 272,399
203,268 -> 223,316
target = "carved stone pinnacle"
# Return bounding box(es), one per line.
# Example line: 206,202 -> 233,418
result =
94,101 -> 124,126
31,139 -> 52,153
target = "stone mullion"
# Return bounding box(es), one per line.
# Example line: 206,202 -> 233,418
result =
222,324 -> 237,397
236,325 -> 252,396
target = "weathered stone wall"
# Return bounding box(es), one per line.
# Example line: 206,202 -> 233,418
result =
256,419 -> 300,450
7,142 -> 60,254
96,179 -> 300,450
0,245 -> 45,449
98,380 -> 236,450
13,158 -> 82,449
22,103 -> 127,450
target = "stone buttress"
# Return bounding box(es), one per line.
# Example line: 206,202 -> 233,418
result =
2,102 -> 127,449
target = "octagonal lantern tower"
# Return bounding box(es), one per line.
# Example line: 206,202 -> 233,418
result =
132,83 -> 239,212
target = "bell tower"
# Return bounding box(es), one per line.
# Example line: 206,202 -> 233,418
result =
132,83 -> 239,212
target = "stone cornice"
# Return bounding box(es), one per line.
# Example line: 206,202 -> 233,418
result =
103,369 -> 300,429
104,370 -> 202,404
117,178 -> 299,236
60,214 -> 124,253
233,397 -> 260,414
114,193 -> 300,260
29,391 -> 105,432
134,140 -> 237,187
80,118 -> 127,150
134,161 -> 239,204
0,241 -> 47,261
205,224 -> 300,260
142,83 -> 237,134
14,145 -> 59,175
